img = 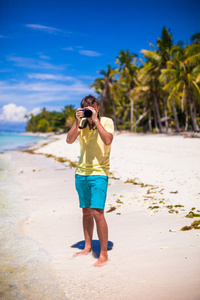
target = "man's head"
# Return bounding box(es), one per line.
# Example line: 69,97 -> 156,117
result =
81,95 -> 99,109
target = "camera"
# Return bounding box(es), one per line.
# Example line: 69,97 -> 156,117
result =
83,109 -> 92,118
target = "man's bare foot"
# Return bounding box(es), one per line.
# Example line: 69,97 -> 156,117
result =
73,248 -> 92,257
93,256 -> 108,267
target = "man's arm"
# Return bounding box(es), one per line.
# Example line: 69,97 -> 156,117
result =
66,109 -> 83,144
94,118 -> 113,146
87,106 -> 113,146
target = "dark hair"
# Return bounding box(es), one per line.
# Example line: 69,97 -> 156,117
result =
81,95 -> 99,108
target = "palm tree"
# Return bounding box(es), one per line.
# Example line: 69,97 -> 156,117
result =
140,27 -> 173,132
90,64 -> 118,128
191,32 -> 200,44
139,52 -> 164,133
162,44 -> 200,131
115,50 -> 139,131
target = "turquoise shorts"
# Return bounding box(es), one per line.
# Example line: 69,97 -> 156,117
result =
75,174 -> 109,210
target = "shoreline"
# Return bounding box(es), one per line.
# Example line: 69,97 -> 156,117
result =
2,132 -> 200,299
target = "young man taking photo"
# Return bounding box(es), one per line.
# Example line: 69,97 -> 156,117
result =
66,95 -> 114,267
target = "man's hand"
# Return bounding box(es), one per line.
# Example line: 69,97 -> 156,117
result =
76,108 -> 84,122
66,108 -> 83,144
86,106 -> 98,123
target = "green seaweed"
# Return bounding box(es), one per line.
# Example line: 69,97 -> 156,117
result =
106,206 -> 116,213
109,172 -> 120,180
168,209 -> 179,214
125,178 -> 139,185
148,205 -> 159,210
185,211 -> 200,218
116,199 -> 124,204
192,220 -> 200,229
165,205 -> 173,209
23,149 -> 78,168
180,226 -> 192,231
181,220 -> 200,231
125,178 -> 152,188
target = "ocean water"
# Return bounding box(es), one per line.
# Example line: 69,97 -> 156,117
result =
0,140 -> 66,299
0,132 -> 45,152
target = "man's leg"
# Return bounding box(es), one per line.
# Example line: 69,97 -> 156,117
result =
92,208 -> 108,267
73,207 -> 94,257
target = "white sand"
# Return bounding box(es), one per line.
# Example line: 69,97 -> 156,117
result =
8,132 -> 200,299
35,132 -> 200,211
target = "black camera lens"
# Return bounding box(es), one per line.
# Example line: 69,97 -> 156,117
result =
84,109 -> 92,118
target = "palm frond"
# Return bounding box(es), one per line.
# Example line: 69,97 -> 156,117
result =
140,50 -> 161,61
191,81 -> 200,102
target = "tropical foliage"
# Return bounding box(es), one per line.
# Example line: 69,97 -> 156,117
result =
25,105 -> 76,132
91,27 -> 200,132
26,27 -> 200,133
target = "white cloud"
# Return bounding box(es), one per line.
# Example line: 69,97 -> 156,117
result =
26,24 -> 62,34
0,103 -> 43,123
78,50 -> 102,57
0,80 -> 92,93
7,56 -> 66,70
27,73 -> 75,81
0,79 -> 94,108
25,24 -> 72,37
30,107 -> 41,116
40,55 -> 51,60
0,103 -> 27,123
63,47 -> 74,51
63,48 -> 102,57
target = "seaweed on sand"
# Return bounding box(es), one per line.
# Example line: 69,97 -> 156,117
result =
125,178 -> 152,188
185,211 -> 200,218
148,205 -> 160,210
180,220 -> 200,231
106,206 -> 117,213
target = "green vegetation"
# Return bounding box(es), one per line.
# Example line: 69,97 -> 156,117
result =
25,105 -> 76,133
91,27 -> 200,132
25,27 -> 200,133
185,211 -> 200,218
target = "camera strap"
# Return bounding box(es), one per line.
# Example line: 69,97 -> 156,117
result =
78,114 -> 101,130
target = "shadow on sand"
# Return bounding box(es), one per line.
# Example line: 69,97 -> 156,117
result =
71,240 -> 114,258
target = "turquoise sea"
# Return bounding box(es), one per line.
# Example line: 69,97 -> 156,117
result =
0,131 -> 45,152
0,134 -> 66,299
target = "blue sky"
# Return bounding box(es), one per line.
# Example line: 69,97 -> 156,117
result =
0,0 -> 199,131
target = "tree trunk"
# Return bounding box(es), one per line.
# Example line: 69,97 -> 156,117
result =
153,102 -> 159,132
130,98 -> 134,132
154,95 -> 163,133
185,110 -> 188,131
148,110 -> 152,132
163,98 -> 168,132
132,109 -> 149,129
111,100 -> 117,130
188,90 -> 199,132
172,98 -> 180,132
100,93 -> 105,116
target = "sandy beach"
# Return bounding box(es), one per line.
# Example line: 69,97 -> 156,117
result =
5,132 -> 200,299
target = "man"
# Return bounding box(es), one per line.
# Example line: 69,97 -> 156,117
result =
66,95 -> 114,267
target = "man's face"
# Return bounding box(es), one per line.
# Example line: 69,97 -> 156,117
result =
84,103 -> 99,113
84,103 -> 99,123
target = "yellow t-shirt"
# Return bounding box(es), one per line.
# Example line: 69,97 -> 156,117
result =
75,117 -> 114,176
